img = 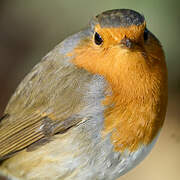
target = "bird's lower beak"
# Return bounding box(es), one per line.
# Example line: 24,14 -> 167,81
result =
120,37 -> 132,49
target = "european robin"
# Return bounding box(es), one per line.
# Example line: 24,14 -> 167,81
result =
0,9 -> 167,180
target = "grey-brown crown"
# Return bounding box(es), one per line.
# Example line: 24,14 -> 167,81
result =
91,9 -> 145,28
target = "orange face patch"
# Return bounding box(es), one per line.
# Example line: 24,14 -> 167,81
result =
70,24 -> 168,152
94,23 -> 145,48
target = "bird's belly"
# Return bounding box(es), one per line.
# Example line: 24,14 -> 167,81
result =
0,126 -> 159,180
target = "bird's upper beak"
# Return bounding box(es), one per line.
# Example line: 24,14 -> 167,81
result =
120,36 -> 133,49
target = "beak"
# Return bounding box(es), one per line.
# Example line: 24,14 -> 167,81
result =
120,36 -> 132,49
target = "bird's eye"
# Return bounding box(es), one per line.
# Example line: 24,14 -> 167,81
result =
94,32 -> 103,45
144,28 -> 149,41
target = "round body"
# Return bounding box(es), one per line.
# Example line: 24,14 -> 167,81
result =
0,9 -> 167,180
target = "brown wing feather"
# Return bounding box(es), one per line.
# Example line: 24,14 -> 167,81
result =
0,114 -> 44,159
0,46 -> 93,160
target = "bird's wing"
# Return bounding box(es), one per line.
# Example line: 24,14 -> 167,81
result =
0,36 -> 95,160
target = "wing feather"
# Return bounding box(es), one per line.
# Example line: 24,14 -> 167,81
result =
0,38 -> 93,160
0,116 -> 44,159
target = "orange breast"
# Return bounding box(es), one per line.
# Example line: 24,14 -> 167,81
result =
102,90 -> 167,152
70,24 -> 168,152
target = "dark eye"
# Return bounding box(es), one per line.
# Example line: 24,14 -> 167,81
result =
144,28 -> 149,41
94,32 -> 103,45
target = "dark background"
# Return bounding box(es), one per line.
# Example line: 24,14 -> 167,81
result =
0,0 -> 179,179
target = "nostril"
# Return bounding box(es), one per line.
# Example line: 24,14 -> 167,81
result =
120,36 -> 132,48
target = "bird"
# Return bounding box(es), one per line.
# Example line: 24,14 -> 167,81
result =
0,9 -> 168,180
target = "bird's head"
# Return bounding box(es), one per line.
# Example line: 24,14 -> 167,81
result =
71,9 -> 167,99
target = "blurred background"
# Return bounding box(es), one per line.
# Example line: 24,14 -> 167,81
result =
0,0 -> 179,179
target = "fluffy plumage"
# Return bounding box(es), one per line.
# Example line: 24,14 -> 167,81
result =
0,9 -> 167,180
